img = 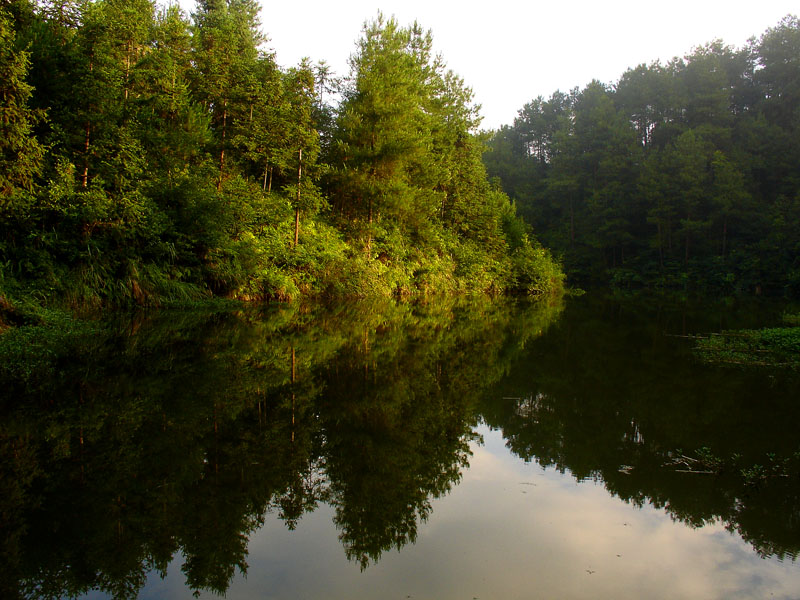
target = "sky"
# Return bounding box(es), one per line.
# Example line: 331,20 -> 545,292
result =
178,0 -> 797,130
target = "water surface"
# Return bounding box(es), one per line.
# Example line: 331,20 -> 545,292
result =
1,294 -> 798,599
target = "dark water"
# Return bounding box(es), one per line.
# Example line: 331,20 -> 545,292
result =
1,293 -> 799,599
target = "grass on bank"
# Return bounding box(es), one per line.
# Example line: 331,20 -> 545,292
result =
694,323 -> 800,368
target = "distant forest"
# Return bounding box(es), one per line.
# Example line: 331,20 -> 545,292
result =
484,15 -> 800,295
0,0 -> 562,317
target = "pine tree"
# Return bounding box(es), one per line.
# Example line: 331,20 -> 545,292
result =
332,14 -> 440,254
136,3 -> 210,178
0,7 -> 45,196
282,61 -> 322,247
191,0 -> 264,190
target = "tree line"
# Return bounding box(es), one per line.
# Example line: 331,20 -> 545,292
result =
0,0 -> 563,314
484,16 -> 800,295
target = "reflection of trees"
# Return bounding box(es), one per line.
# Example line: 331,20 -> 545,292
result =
321,340 -> 469,568
0,296 -> 563,598
317,297 -> 563,568
481,293 -> 800,562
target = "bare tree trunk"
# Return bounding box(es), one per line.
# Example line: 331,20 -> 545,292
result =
294,149 -> 302,247
82,52 -> 94,188
685,234 -> 690,266
82,121 -> 90,188
124,41 -> 131,103
367,198 -> 373,258
722,216 -> 728,260
684,210 -> 691,266
569,197 -> 575,246
217,100 -> 227,192
367,131 -> 375,257
363,330 -> 370,378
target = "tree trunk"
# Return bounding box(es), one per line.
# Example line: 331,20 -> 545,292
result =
124,41 -> 131,103
82,52 -> 94,188
367,197 -> 373,258
294,149 -> 302,247
667,217 -> 672,252
217,100 -> 227,192
685,233 -> 690,266
722,216 -> 728,260
82,121 -> 90,188
569,197 -> 575,246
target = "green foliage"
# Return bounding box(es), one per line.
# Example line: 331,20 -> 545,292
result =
694,327 -> 800,368
511,241 -> 565,296
0,307 -> 103,388
325,14 -> 563,298
0,7 -> 45,196
0,4 -> 562,317
485,16 -> 800,296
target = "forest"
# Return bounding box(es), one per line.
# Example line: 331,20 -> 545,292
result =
0,0 -> 563,321
484,15 -> 800,295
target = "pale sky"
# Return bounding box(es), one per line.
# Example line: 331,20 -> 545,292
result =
177,0 -> 797,130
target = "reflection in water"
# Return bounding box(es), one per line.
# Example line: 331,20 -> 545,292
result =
0,293 -> 798,599
481,295 -> 800,563
0,298 -> 561,598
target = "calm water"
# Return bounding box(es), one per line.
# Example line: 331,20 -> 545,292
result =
1,293 -> 799,599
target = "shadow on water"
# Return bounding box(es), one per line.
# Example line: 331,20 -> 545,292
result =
0,292 -> 798,598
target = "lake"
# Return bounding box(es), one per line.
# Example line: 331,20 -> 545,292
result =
1,293 -> 799,599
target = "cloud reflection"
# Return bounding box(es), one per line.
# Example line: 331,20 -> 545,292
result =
175,425 -> 799,600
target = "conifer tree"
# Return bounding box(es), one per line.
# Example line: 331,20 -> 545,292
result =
191,0 -> 264,190
282,61 -> 322,247
137,3 -> 210,178
332,15 -> 435,254
0,7 -> 45,196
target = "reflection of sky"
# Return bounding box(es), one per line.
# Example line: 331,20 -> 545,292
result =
100,425 -> 800,600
